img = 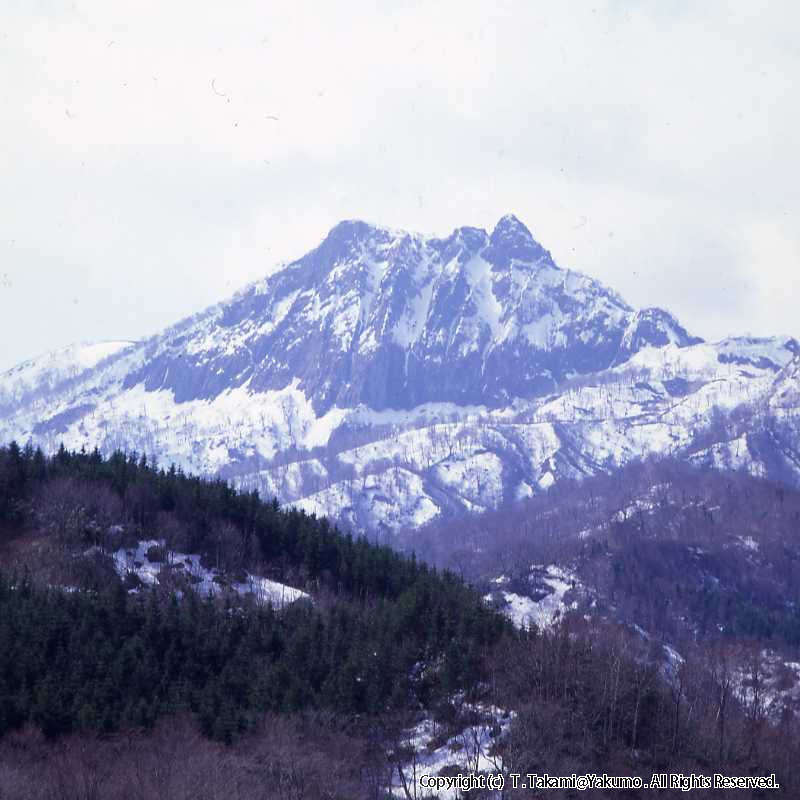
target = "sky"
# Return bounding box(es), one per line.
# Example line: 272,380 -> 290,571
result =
1,0 -> 799,370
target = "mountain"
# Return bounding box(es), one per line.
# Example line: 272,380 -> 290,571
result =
2,216 -> 799,534
120,214 -> 698,412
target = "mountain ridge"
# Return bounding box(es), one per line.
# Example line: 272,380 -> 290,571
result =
2,215 -> 798,535
115,214 -> 698,413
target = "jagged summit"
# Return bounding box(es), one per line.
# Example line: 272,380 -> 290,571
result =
314,214 -> 552,273
321,218 -> 376,247
320,218 -> 401,246
109,213 -> 699,412
487,213 -> 553,267
494,212 -> 528,231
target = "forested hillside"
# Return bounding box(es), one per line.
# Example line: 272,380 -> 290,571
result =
410,457 -> 800,650
0,442 -> 505,743
2,442 -> 800,798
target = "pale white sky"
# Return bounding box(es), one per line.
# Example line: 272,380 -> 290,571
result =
1,0 -> 798,369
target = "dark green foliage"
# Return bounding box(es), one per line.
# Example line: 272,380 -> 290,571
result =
0,573 -> 500,741
0,442 -> 508,741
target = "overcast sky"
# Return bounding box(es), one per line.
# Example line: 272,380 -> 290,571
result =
1,0 -> 798,370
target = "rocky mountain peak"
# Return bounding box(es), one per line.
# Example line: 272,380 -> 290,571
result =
107,214 -> 708,414
324,218 -> 382,244
297,219 -> 395,285
486,213 -> 553,269
491,212 -> 531,239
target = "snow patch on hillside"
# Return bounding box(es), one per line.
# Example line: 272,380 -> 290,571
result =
392,704 -> 514,799
112,539 -> 308,606
489,565 -> 579,630
393,280 -> 435,348
295,467 -> 441,532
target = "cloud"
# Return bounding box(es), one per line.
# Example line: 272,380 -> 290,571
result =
1,0 -> 798,368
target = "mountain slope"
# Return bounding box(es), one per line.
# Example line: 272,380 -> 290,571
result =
0,341 -> 133,408
2,215 -> 799,534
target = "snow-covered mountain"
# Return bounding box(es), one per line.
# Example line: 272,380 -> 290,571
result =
3,216 -> 799,535
117,214 -> 699,412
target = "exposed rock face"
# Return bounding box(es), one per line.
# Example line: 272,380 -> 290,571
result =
120,215 -> 698,414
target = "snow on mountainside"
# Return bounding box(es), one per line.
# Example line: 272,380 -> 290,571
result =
0,341 -> 133,406
2,215 -> 799,535
116,214 -> 698,413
